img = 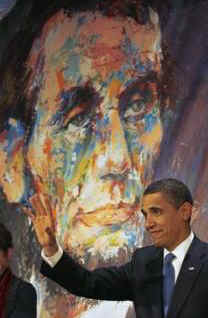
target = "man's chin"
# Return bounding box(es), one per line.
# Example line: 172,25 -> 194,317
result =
151,237 -> 164,248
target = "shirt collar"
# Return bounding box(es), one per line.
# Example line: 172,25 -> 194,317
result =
164,231 -> 194,262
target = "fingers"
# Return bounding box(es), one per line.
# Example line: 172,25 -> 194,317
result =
41,193 -> 56,231
41,193 -> 52,214
29,192 -> 57,232
30,193 -> 47,216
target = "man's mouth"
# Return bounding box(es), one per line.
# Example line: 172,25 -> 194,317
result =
149,230 -> 163,238
73,202 -> 140,226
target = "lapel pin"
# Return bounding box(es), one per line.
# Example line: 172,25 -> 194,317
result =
188,266 -> 195,271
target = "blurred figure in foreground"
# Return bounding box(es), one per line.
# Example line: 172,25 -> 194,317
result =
0,222 -> 37,318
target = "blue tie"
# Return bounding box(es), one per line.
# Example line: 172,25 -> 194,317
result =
163,253 -> 175,316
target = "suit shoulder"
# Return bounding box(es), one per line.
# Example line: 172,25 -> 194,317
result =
132,245 -> 160,261
193,236 -> 208,250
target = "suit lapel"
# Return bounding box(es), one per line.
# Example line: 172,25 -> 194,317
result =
167,237 -> 207,318
145,248 -> 164,318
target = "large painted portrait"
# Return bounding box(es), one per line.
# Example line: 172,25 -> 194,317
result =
0,0 -> 208,317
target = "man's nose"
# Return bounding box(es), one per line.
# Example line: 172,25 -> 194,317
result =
145,214 -> 155,230
100,108 -> 132,178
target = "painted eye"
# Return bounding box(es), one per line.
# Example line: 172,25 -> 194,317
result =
123,99 -> 146,121
118,78 -> 155,125
131,99 -> 146,111
68,110 -> 92,128
50,85 -> 102,129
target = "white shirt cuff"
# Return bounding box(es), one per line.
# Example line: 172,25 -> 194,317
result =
41,243 -> 63,268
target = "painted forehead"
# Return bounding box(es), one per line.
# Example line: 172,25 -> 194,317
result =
27,10 -> 161,107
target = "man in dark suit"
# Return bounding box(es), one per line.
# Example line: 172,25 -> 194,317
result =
26,178 -> 208,318
0,223 -> 37,318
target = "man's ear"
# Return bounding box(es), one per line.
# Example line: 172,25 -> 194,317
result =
0,119 -> 26,202
180,201 -> 193,222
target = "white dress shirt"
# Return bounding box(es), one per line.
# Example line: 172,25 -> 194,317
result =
163,231 -> 194,282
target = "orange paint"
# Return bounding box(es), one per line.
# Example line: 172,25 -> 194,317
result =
108,79 -> 122,99
56,70 -> 65,90
43,137 -> 52,155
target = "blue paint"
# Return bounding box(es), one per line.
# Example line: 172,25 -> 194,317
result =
126,231 -> 137,246
64,54 -> 81,82
124,130 -> 142,151
4,120 -> 25,155
110,225 -> 121,231
121,33 -> 138,58
62,37 -> 76,51
0,0 -> 16,20
135,60 -> 148,73
77,15 -> 87,26
144,113 -> 157,132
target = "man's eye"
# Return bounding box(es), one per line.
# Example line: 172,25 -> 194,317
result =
152,208 -> 162,215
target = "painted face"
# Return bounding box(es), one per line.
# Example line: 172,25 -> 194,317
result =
141,192 -> 191,250
0,10 -> 163,262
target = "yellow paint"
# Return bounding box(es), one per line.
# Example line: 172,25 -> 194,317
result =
84,236 -> 97,247
2,150 -> 25,202
109,232 -> 125,247
66,152 -> 92,189
140,121 -> 163,151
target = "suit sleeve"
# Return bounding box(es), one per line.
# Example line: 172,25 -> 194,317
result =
41,251 -> 134,301
11,281 -> 37,318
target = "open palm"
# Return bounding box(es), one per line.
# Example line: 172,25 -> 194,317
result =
23,192 -> 57,249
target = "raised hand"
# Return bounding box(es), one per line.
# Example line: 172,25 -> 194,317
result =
22,192 -> 59,257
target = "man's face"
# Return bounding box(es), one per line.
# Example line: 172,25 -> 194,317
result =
0,11 -> 162,261
0,249 -> 10,276
141,192 -> 191,250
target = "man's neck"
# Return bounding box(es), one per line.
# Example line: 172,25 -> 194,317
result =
167,229 -> 192,252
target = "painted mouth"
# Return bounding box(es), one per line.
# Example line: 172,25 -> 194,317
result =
73,202 -> 140,226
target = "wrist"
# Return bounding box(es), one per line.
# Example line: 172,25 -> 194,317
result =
43,244 -> 59,257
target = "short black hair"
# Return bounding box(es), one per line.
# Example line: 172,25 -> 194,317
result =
143,178 -> 193,208
0,222 -> 13,252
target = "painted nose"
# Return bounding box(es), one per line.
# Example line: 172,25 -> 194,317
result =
100,108 -> 132,178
